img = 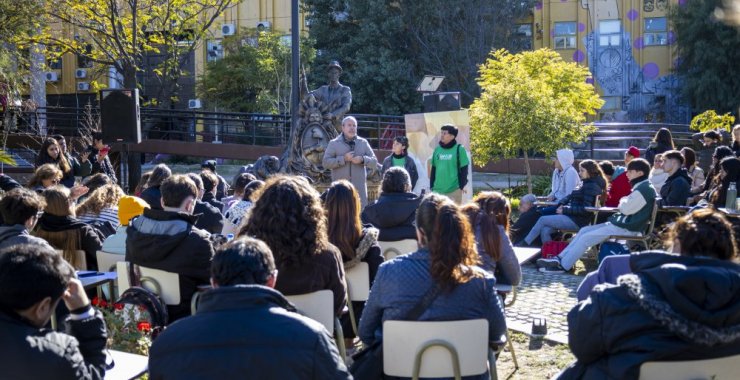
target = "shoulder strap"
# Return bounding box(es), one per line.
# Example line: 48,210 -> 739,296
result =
405,284 -> 442,320
456,144 -> 461,168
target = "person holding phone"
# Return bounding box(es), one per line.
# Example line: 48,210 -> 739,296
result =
89,131 -> 117,184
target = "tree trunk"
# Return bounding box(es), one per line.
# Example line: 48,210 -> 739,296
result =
523,150 -> 532,194
123,65 -> 137,89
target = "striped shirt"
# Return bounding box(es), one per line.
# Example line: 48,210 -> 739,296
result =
78,206 -> 120,228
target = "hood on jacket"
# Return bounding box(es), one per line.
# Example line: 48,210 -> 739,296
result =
0,224 -> 27,242
198,284 -> 296,313
556,149 -> 575,169
612,166 -> 626,180
362,193 -> 420,228
621,252 -> 740,345
583,175 -> 607,191
126,209 -> 199,263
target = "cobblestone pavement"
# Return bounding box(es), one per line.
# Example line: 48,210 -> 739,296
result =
505,265 -> 584,344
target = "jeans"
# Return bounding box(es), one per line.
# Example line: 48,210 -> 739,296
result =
557,222 -> 639,270
524,215 -> 579,245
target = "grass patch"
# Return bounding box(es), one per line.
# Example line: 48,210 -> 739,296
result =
496,331 -> 574,379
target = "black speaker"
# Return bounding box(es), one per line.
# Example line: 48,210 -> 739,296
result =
423,91 -> 461,113
99,89 -> 141,144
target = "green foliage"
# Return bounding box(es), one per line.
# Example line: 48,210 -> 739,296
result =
0,0 -> 42,90
689,110 -> 735,132
197,29 -> 315,113
670,0 -> 740,114
303,0 -> 533,114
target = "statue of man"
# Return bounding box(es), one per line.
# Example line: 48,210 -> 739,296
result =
311,61 -> 352,131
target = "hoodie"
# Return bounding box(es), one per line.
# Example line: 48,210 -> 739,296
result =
548,149 -> 580,202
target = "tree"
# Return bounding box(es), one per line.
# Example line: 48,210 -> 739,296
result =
0,0 -> 43,96
302,0 -> 533,115
42,0 -> 237,107
197,29 -> 315,114
689,110 -> 735,133
469,49 -> 603,193
670,0 -> 740,115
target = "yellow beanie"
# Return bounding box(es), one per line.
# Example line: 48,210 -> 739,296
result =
118,195 -> 149,226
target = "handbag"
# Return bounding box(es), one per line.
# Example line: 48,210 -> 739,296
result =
349,284 -> 442,380
541,240 -> 568,259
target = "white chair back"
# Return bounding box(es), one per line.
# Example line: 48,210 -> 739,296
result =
138,266 -> 181,305
56,249 -> 87,270
285,290 -> 334,332
383,319 -> 489,378
116,261 -> 131,295
378,239 -> 417,261
638,354 -> 740,380
96,250 -> 124,272
345,262 -> 370,302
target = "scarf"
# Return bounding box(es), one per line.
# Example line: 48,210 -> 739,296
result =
629,174 -> 649,187
391,152 -> 407,159
37,213 -> 88,232
439,139 -> 457,149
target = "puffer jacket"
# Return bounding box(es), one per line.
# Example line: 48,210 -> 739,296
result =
658,168 -> 691,207
561,176 -> 606,227
126,208 -> 214,322
361,192 -> 421,241
0,307 -> 107,380
559,252 -> 740,380
0,224 -> 54,251
148,285 -> 351,380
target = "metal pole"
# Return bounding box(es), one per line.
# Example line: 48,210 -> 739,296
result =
289,0 -> 300,149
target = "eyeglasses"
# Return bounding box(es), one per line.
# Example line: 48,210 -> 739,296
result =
51,179 -> 60,184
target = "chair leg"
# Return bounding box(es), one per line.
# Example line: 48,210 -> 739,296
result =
334,317 -> 347,362
488,348 -> 498,380
506,329 -> 519,369
347,301 -> 359,338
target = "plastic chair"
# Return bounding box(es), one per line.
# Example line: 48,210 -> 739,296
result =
383,319 -> 496,380
344,262 -> 370,337
138,266 -> 181,306
96,250 -> 124,272
495,286 -> 519,370
285,290 -> 347,361
116,261 -> 131,294
638,353 -> 740,380
378,239 -> 417,261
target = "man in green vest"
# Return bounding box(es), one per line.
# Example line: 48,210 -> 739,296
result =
430,124 -> 469,204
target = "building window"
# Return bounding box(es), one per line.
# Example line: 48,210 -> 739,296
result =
644,17 -> 668,46
599,20 -> 621,46
554,22 -> 577,49
512,24 -> 533,51
206,39 -> 223,62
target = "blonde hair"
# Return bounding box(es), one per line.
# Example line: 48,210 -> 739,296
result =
76,184 -> 124,217
34,186 -> 83,268
27,164 -> 63,189
41,186 -> 73,217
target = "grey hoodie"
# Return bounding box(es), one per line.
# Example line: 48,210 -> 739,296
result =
0,224 -> 54,251
548,149 -> 581,201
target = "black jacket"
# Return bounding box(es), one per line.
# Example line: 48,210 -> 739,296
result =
126,208 -> 214,322
510,208 -> 540,245
382,153 -> 419,189
644,142 -> 672,166
361,192 -> 421,241
561,176 -> 606,227
89,147 -> 117,184
0,307 -> 107,380
193,200 -> 224,234
658,168 -> 691,207
560,252 -> 740,380
215,173 -> 229,201
148,285 -> 351,380
35,214 -> 104,271
202,192 -> 224,211
140,186 -> 162,210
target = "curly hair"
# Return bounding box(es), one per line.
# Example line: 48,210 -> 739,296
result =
462,191 -> 511,262
238,175 -> 329,268
75,184 -> 124,217
27,164 -> 63,189
324,180 -> 362,260
416,193 -> 480,290
665,208 -> 738,261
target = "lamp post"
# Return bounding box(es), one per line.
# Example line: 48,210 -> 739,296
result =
289,0 -> 300,150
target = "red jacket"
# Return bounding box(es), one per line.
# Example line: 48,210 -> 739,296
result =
606,172 -> 632,207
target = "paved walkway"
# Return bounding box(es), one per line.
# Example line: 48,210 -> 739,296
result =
505,265 -> 584,344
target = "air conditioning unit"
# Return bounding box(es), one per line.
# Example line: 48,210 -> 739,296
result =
221,23 -> 236,36
77,82 -> 91,91
188,99 -> 202,109
75,69 -> 87,79
45,72 -> 59,82
256,21 -> 271,30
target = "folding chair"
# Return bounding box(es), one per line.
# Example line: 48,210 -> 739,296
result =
344,262 -> 370,338
495,285 -> 519,370
560,195 -> 602,240
285,290 -> 347,361
638,353 -> 740,380
378,239 -> 417,261
383,319 -> 498,380
137,266 -> 182,311
607,200 -> 660,250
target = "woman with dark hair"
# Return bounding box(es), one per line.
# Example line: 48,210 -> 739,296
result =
462,192 -> 521,286
238,175 -> 347,315
691,146 -> 734,205
33,186 -> 103,270
140,164 -> 172,210
134,171 -> 152,197
361,167 -> 421,241
522,160 -> 607,246
561,209 -> 740,379
644,128 -> 674,165
680,147 -> 705,194
324,180 -> 383,347
35,138 -> 75,188
732,125 -> 740,157
381,136 -> 419,190
358,194 -> 507,378
709,157 -> 740,208
221,173 -> 257,212
222,180 -> 264,236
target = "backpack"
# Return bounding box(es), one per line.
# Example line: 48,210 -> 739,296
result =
598,241 -> 630,264
116,286 -> 169,338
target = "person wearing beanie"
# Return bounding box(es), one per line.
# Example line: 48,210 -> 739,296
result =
101,196 -> 149,255
538,159 -> 656,273
604,147 -> 640,207
201,160 -> 229,201
429,124 -> 470,203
